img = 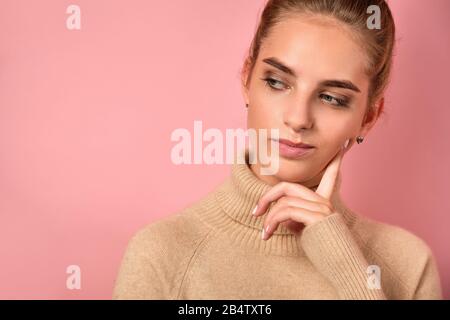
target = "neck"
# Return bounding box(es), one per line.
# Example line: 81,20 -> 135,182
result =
195,148 -> 357,256
249,161 -> 321,191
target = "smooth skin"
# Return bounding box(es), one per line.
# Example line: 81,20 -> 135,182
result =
253,140 -> 347,240
241,15 -> 384,239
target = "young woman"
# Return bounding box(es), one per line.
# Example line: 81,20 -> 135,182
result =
113,0 -> 443,299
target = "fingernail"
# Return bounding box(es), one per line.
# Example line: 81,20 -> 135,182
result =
344,139 -> 350,149
252,205 -> 258,215
262,225 -> 270,240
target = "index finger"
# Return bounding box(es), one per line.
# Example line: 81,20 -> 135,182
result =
252,181 -> 324,217
315,139 -> 348,199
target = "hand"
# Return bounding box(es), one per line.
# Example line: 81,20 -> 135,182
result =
252,139 -> 350,241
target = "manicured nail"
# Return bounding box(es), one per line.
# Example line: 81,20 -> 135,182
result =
343,139 -> 350,149
262,225 -> 271,240
252,205 -> 258,215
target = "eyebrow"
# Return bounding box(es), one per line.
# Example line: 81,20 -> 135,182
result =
263,57 -> 297,77
262,56 -> 361,93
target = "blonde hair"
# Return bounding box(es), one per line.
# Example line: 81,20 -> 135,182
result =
242,0 -> 396,120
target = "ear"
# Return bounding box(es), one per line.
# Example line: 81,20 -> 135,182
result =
240,59 -> 251,106
359,96 -> 384,137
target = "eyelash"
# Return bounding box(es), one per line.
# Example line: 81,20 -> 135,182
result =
318,93 -> 349,108
261,77 -> 288,91
260,77 -> 350,108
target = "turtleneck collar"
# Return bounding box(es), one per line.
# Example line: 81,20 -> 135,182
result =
199,149 -> 357,256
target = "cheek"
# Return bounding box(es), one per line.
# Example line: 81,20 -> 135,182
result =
247,92 -> 282,128
318,115 -> 356,148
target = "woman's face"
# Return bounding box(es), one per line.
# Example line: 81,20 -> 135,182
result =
242,15 -> 381,188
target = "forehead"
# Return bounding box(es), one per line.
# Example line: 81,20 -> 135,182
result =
259,16 -> 369,84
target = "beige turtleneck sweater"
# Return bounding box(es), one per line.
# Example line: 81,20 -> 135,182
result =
112,151 -> 443,300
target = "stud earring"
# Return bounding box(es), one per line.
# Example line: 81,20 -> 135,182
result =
245,103 -> 249,108
356,136 -> 364,144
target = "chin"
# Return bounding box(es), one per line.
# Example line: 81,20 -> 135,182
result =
273,158 -> 318,185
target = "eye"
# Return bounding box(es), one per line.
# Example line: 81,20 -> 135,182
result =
319,93 -> 349,108
261,77 -> 289,91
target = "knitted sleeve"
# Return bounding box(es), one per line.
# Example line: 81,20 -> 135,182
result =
299,213 -> 387,300
299,212 -> 444,300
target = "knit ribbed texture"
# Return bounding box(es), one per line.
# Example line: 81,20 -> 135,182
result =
198,150 -> 356,257
300,214 -> 386,299
113,150 -> 443,300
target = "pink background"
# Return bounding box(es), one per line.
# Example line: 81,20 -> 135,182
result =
0,0 -> 449,299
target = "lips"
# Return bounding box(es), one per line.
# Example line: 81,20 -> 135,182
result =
272,138 -> 315,159
277,138 -> 314,149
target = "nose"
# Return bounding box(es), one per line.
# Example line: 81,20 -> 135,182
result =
283,96 -> 314,133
